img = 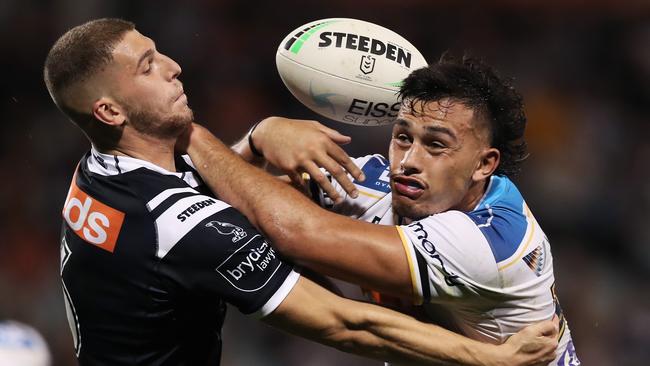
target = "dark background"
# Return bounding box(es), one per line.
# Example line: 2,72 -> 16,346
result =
1,0 -> 648,365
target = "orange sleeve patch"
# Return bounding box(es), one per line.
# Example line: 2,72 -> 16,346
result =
62,177 -> 125,253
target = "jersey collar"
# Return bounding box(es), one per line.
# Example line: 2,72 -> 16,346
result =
87,146 -> 202,187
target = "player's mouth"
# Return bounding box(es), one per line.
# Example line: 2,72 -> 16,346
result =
392,176 -> 425,200
175,89 -> 186,103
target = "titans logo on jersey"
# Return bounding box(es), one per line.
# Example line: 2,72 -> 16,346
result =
60,148 -> 300,365
309,154 -> 580,366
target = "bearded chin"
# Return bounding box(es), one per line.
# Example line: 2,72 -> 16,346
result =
393,201 -> 416,219
392,199 -> 431,221
127,106 -> 194,140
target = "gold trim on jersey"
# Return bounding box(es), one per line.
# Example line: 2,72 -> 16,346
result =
357,190 -> 384,199
396,226 -> 423,305
497,203 -> 536,271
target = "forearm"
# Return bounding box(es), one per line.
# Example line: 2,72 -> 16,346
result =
266,277 -> 497,366
188,126 -> 333,251
350,301 -> 494,365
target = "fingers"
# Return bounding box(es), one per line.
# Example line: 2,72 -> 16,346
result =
537,337 -> 559,365
532,326 -> 559,365
319,124 -> 352,145
525,319 -> 558,338
539,320 -> 559,338
327,144 -> 365,182
302,161 -> 343,203
287,171 -> 306,190
314,157 -> 359,199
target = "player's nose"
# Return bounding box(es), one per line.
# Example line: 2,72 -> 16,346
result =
161,53 -> 181,81
400,143 -> 424,174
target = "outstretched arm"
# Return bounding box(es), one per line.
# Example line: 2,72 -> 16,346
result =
186,123 -> 415,299
266,275 -> 558,366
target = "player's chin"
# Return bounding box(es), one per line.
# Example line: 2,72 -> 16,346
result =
174,105 -> 194,124
392,198 -> 430,221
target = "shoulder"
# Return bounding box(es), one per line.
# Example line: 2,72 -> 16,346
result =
396,212 -> 498,302
464,175 -> 532,265
404,211 -> 497,267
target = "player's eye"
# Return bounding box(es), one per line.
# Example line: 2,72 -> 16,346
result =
429,140 -> 446,149
394,133 -> 412,145
143,59 -> 153,74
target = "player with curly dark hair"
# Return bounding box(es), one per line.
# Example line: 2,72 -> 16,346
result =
181,55 -> 580,365
400,54 -> 528,178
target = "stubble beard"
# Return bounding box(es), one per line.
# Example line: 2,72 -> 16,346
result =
126,102 -> 194,140
392,198 -> 431,221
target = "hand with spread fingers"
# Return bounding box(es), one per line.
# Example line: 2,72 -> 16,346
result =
232,117 -> 365,203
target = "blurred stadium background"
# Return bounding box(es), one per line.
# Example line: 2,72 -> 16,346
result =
1,0 -> 649,365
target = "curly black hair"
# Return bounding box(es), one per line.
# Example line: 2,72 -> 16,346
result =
398,54 -> 528,177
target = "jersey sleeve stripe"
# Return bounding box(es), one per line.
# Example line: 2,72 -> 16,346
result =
251,269 -> 301,319
497,203 -> 536,271
414,250 -> 431,303
396,226 -> 424,305
155,195 -> 230,258
147,187 -> 199,211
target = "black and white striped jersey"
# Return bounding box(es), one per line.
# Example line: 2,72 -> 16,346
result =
60,147 -> 300,366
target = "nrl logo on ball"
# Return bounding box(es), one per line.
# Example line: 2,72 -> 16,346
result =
360,55 -> 375,74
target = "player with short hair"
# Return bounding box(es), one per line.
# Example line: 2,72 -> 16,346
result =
182,56 -> 580,365
46,18 -> 558,366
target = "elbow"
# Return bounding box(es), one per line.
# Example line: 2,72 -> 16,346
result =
324,324 -> 387,359
320,308 -> 386,356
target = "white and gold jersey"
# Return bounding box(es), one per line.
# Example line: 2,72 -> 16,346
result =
309,154 -> 579,365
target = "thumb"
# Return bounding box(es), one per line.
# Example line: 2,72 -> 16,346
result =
320,126 -> 352,145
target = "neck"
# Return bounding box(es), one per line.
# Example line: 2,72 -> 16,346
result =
100,130 -> 178,172
454,177 -> 491,212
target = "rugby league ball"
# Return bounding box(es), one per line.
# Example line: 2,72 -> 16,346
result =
276,18 -> 427,126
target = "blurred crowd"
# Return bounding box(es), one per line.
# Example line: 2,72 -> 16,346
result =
0,0 -> 648,365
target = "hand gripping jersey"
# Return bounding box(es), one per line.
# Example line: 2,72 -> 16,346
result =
309,155 -> 580,366
59,148 -> 300,365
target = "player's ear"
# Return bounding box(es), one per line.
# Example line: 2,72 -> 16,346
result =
473,147 -> 500,182
92,97 -> 127,127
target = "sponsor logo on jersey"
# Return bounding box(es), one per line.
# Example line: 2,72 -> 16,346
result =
62,177 -> 125,253
216,235 -> 282,292
354,157 -> 392,193
522,245 -> 545,276
205,220 -> 247,243
176,198 -> 218,222
408,222 -> 463,287
318,32 -> 412,68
